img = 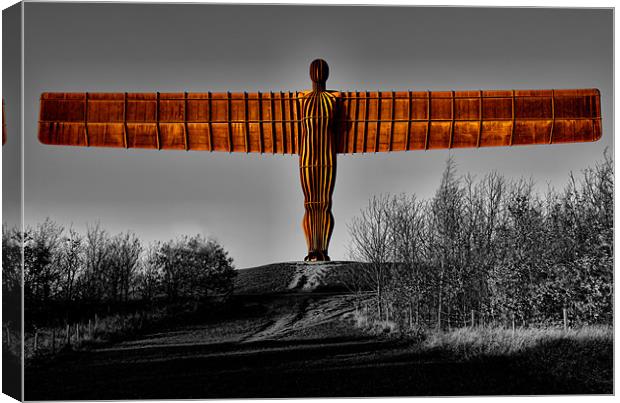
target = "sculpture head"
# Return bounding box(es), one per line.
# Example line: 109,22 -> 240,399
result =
310,59 -> 329,91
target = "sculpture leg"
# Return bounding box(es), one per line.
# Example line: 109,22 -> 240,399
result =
300,164 -> 336,262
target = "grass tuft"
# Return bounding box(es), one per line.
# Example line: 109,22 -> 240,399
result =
423,325 -> 612,359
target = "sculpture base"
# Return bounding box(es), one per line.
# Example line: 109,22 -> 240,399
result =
304,251 -> 331,262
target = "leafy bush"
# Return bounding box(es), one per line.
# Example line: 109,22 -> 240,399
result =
156,235 -> 236,301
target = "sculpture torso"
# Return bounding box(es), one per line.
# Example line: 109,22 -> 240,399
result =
299,89 -> 338,169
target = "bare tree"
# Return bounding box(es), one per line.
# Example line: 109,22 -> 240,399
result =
83,222 -> 110,302
136,242 -> 163,302
2,224 -> 22,294
388,194 -> 427,329
430,157 -> 463,330
57,227 -> 84,303
345,152 -> 613,332
347,194 -> 395,321
24,218 -> 64,305
460,172 -> 505,324
104,232 -> 142,302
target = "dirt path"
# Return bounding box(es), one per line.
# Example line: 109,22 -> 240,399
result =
26,291 -> 386,400
241,299 -> 308,342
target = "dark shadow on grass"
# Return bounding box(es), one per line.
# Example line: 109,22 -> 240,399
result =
25,330 -> 612,400
2,347 -> 21,401
510,336 -> 613,394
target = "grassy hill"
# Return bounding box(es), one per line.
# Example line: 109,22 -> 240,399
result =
234,261 -> 364,294
25,261 -> 612,399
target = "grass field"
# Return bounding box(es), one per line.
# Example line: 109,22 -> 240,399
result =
422,326 -> 613,393
25,262 -> 613,399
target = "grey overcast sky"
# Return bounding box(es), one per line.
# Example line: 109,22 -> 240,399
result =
16,3 -> 612,269
3,2 -> 21,231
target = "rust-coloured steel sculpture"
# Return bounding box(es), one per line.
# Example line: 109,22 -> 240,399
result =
300,60 -> 337,261
38,59 -> 602,261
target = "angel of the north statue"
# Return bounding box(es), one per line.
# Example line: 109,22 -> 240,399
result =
38,59 -> 602,262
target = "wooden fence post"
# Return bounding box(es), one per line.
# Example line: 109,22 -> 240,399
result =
5,325 -> 11,345
408,302 -> 413,330
563,308 -> 568,331
471,310 -> 475,328
88,319 -> 92,338
33,331 -> 38,353
75,324 -> 80,342
511,315 -> 515,335
66,324 -> 70,345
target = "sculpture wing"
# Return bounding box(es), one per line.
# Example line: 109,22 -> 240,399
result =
336,89 -> 601,153
38,92 -> 302,154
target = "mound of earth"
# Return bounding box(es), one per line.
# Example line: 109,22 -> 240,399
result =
26,260 -> 612,399
234,261 -> 369,294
